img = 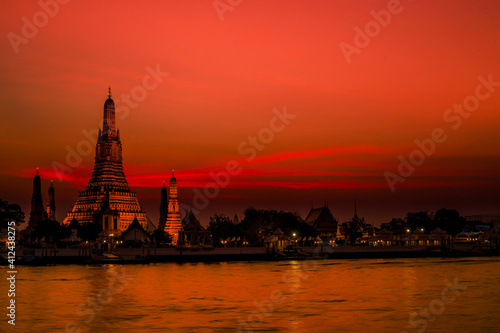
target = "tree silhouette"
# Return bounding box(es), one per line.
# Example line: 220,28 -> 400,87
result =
433,208 -> 466,235
207,213 -> 239,246
77,222 -> 103,242
0,198 -> 25,229
343,215 -> 365,245
405,211 -> 433,233
239,208 -> 315,245
31,219 -> 71,244
152,229 -> 172,245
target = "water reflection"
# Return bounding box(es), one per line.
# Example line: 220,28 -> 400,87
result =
1,257 -> 499,332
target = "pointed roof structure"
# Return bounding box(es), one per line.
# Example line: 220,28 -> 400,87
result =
377,227 -> 393,235
182,209 -> 205,231
273,228 -> 284,236
166,170 -> 182,242
431,227 -> 447,234
413,227 -> 425,235
158,181 -> 168,232
29,168 -> 47,227
87,87 -> 127,190
68,217 -> 80,229
351,198 -> 366,224
304,205 -> 338,234
62,89 -> 154,231
124,217 -> 143,232
121,217 -> 150,242
271,228 -> 288,241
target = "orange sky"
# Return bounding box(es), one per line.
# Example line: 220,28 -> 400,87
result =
1,0 -> 499,226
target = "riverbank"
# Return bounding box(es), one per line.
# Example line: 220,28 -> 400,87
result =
3,244 -> 499,265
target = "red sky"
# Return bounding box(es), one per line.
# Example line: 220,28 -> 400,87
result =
1,0 -> 499,226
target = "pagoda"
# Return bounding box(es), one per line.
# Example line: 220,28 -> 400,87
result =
165,171 -> 182,243
46,180 -> 56,220
62,88 -> 154,234
28,168 -> 48,228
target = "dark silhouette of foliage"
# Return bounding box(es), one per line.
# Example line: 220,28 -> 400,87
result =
77,222 -> 103,242
207,213 -> 239,246
31,219 -> 71,244
152,229 -> 172,245
433,208 -> 466,235
239,208 -> 316,245
0,198 -> 25,229
405,211 -> 433,233
343,215 -> 365,245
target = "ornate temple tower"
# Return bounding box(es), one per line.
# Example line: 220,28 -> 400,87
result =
158,182 -> 168,232
28,168 -> 48,227
165,171 -> 182,243
47,180 -> 56,221
46,180 -> 56,221
62,88 -> 154,234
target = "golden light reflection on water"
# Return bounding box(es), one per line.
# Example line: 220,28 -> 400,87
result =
1,257 -> 499,333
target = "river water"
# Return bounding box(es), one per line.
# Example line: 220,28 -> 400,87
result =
2,257 -> 499,333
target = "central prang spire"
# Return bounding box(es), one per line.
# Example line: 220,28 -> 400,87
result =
62,88 -> 154,233
89,87 -> 126,188
166,170 -> 181,244
103,87 -> 116,136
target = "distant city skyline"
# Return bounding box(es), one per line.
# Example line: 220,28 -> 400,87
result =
1,1 -> 499,227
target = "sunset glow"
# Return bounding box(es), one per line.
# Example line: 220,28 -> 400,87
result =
1,0 -> 499,225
